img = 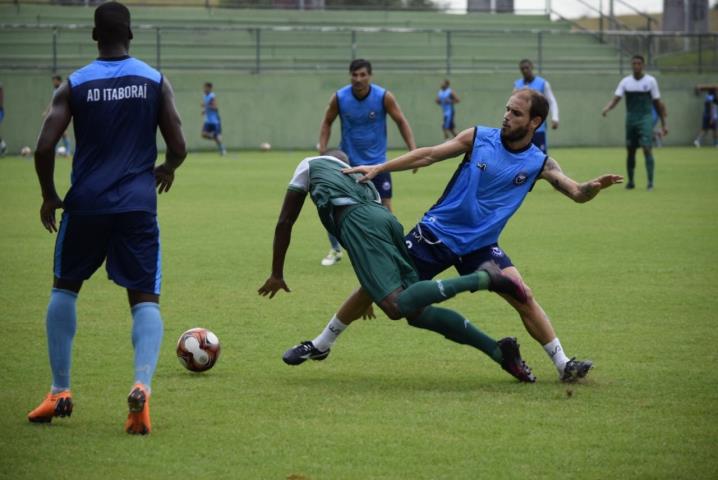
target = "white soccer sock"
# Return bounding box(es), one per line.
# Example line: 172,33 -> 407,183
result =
312,314 -> 348,352
543,337 -> 570,372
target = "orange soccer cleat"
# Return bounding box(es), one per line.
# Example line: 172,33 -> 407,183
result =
124,383 -> 151,435
27,391 -> 73,423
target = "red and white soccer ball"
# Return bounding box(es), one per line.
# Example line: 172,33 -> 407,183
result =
176,327 -> 221,372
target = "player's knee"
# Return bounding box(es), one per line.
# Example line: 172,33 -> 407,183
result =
379,301 -> 404,321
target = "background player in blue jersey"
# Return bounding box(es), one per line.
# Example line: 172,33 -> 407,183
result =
693,85 -> 717,147
201,81 -> 226,155
513,59 -> 559,153
28,1 -> 187,435
291,90 -> 622,383
436,79 -> 460,139
317,58 -> 416,266
0,82 -> 6,156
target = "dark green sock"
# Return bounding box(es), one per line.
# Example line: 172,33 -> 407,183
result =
397,271 -> 490,316
407,306 -> 502,363
645,152 -> 655,185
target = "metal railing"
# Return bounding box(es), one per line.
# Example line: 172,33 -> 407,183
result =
1,23 -> 716,74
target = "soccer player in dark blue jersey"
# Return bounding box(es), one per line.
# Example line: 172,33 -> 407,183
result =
317,59 -> 416,266
28,1 -> 187,435
288,90 -> 622,383
201,82 -> 226,155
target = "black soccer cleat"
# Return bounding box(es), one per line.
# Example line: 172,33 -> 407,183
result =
479,261 -> 528,304
497,337 -> 536,383
561,358 -> 593,383
282,341 -> 330,366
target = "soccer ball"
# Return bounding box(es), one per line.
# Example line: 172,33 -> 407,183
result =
176,327 -> 221,372
20,146 -> 32,157
56,146 -> 67,156
259,142 -> 271,151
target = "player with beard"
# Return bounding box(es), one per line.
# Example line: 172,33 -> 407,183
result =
283,89 -> 622,383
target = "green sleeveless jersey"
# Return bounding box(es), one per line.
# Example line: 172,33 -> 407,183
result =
288,156 -> 381,237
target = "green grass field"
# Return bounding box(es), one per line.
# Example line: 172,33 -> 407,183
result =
1,147 -> 716,479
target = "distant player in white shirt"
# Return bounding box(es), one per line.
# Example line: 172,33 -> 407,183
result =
512,59 -> 559,153
602,55 -> 667,191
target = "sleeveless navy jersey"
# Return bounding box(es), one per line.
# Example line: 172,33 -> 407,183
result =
337,83 -> 387,166
66,56 -> 162,215
422,126 -> 547,255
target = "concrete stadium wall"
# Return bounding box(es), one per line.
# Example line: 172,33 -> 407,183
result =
0,69 -> 713,153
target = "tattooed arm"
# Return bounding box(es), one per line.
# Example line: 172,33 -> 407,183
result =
539,157 -> 623,203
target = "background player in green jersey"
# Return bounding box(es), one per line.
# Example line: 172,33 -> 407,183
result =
258,150 -> 536,382
602,55 -> 667,191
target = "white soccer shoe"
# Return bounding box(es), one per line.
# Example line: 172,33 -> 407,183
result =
321,249 -> 342,266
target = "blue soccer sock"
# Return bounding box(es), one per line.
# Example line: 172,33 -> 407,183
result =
131,302 -> 163,391
328,233 -> 341,252
46,288 -> 78,393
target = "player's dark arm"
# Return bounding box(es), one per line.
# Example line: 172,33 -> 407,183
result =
695,84 -> 718,92
156,77 -> 187,194
602,96 -> 621,116
318,94 -> 339,154
258,189 -> 307,298
539,157 -> 623,203
34,81 -> 71,233
344,127 -> 473,181
450,91 -> 460,104
385,91 -> 416,151
653,98 -> 668,135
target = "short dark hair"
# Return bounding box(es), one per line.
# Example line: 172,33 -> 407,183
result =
94,1 -> 132,45
52,75 -> 62,82
631,54 -> 645,63
323,149 -> 349,164
517,90 -> 549,127
349,59 -> 372,74
519,59 -> 533,67
204,82 -> 213,89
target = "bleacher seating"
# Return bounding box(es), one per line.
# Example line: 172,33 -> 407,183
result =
0,4 -> 622,72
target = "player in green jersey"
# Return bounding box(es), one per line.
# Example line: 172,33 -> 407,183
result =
602,55 -> 667,191
258,150 -> 537,382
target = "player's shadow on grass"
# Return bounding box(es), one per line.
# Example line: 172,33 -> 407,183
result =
281,371 -> 536,395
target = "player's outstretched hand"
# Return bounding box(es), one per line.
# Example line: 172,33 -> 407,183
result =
40,195 -> 64,233
154,163 -> 175,194
258,276 -> 290,299
581,174 -> 623,202
342,165 -> 378,183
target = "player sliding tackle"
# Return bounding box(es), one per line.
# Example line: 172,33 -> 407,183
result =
284,89 -> 623,383
258,149 -> 537,382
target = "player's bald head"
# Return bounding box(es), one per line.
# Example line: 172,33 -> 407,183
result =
93,1 -> 133,46
323,149 -> 349,164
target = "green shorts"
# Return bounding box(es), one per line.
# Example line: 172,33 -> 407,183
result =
338,203 -> 419,303
625,116 -> 654,148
